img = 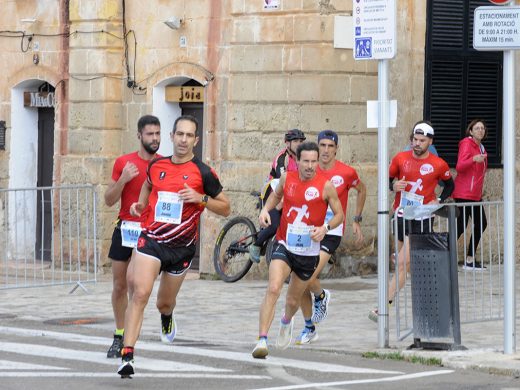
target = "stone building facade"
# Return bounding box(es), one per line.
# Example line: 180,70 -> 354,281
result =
0,0 -> 517,276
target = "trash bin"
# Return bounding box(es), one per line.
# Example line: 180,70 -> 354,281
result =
407,205 -> 465,350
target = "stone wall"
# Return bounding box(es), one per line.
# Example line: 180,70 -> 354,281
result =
0,0 -> 518,276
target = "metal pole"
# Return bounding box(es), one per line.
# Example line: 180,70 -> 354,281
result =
377,58 -> 390,348
448,205 -> 462,346
503,47 -> 516,354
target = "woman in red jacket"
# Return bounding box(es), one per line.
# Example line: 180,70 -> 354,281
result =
452,119 -> 488,270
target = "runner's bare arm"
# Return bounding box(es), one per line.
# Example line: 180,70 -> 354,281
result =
353,180 -> 367,218
352,180 -> 367,244
105,162 -> 139,206
178,183 -> 231,217
311,181 -> 344,242
129,180 -> 152,217
259,173 -> 286,227
324,181 -> 344,230
205,192 -> 231,217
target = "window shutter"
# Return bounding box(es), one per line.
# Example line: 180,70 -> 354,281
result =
431,2 -> 464,49
427,60 -> 464,161
425,0 -> 502,167
466,60 -> 502,164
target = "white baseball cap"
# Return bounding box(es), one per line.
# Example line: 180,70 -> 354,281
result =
413,122 -> 434,138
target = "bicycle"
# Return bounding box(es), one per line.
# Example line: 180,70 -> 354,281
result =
213,191 -> 276,282
213,185 -> 338,282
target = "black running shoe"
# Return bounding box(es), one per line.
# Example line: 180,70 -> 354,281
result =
107,335 -> 123,358
117,359 -> 134,378
118,350 -> 134,378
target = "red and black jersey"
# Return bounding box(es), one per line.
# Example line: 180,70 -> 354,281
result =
143,156 -> 223,247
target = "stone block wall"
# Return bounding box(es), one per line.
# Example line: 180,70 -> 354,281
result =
0,0 -> 519,276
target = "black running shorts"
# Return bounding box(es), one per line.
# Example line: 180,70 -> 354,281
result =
108,224 -> 133,261
320,234 -> 341,255
270,243 -> 319,281
135,233 -> 196,274
394,216 -> 434,242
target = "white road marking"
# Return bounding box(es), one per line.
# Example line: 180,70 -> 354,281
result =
247,369 -> 455,390
0,360 -> 67,371
0,326 -> 402,375
0,342 -> 229,372
0,372 -> 271,379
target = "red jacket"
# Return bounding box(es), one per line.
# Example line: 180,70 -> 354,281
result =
452,136 -> 487,201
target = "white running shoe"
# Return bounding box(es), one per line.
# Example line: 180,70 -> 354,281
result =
276,317 -> 294,349
296,327 -> 318,345
312,289 -> 331,323
160,313 -> 177,344
252,338 -> 268,359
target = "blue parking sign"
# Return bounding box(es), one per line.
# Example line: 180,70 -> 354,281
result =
355,38 -> 372,59
355,26 -> 361,36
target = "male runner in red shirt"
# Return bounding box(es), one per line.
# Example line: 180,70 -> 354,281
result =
252,142 -> 344,358
117,115 -> 230,377
296,130 -> 367,344
104,115 -> 161,358
249,129 -> 306,262
369,121 -> 454,322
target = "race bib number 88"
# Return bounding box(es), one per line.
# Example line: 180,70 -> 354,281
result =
155,191 -> 183,224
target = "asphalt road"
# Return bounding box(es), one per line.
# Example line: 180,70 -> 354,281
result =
0,317 -> 518,390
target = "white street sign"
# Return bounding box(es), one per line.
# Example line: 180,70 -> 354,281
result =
474,6 -> 520,50
353,0 -> 396,60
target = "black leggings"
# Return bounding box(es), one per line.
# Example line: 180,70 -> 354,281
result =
254,208 -> 281,247
455,198 -> 488,258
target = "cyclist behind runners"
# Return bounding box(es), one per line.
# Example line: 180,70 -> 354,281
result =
252,142 -> 344,359
248,129 -> 306,263
117,115 -> 231,377
296,130 -> 367,344
104,115 -> 161,358
369,121 -> 454,322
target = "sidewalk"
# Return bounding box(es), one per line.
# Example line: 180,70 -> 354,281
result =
1,272 -> 519,376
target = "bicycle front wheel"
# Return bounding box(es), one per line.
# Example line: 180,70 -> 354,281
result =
213,217 -> 257,282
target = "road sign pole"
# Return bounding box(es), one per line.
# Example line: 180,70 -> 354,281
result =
377,59 -> 390,348
503,46 -> 516,354
473,2 -> 517,354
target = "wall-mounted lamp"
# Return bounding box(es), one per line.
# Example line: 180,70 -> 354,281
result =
21,18 -> 36,24
164,17 -> 183,30
0,121 -> 6,150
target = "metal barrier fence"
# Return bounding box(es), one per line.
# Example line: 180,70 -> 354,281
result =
392,201 -> 507,341
0,185 -> 98,292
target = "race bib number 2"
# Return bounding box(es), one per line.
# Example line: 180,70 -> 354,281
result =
155,191 -> 183,224
286,224 -> 314,253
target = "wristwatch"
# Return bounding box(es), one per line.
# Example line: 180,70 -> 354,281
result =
324,223 -> 331,232
353,215 -> 363,223
201,194 -> 209,206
